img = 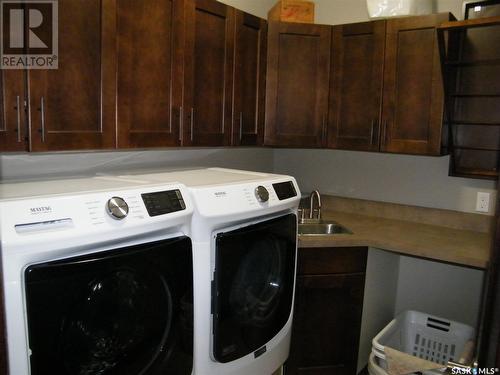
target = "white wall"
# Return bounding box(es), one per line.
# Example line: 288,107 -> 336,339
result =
313,0 -> 464,25
218,0 -> 275,17
219,0 -> 467,23
395,256 -> 485,327
0,148 -> 274,182
358,249 -> 400,372
274,149 -> 497,214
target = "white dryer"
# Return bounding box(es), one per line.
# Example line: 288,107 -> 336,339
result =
0,176 -> 195,375
120,168 -> 301,375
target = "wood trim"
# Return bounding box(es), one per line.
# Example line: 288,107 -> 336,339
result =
381,13 -> 452,155
479,192 -> 500,365
182,0 -> 234,146
28,0 -> 117,151
328,20 -> 386,151
439,16 -> 500,30
232,11 -> 267,146
116,0 -> 185,148
264,21 -> 332,147
0,70 -> 28,152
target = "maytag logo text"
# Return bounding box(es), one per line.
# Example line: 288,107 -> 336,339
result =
30,206 -> 52,214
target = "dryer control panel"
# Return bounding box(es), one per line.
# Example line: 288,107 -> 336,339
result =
272,181 -> 297,201
191,178 -> 301,218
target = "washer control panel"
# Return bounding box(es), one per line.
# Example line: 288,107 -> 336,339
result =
106,197 -> 129,220
141,189 -> 186,217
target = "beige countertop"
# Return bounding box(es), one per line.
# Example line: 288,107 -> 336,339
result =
298,197 -> 494,269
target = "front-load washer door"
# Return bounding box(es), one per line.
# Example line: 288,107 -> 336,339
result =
213,214 -> 297,363
24,236 -> 193,375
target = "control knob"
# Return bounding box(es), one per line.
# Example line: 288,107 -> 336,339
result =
255,186 -> 269,203
106,197 -> 129,220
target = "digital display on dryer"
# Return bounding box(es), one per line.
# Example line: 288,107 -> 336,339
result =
272,181 -> 297,200
141,190 -> 186,217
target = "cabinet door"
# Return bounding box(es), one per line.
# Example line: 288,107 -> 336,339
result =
265,22 -> 331,147
287,273 -> 366,375
28,0 -> 116,151
0,71 -> 28,151
183,0 -> 234,146
116,0 -> 184,148
328,21 -> 385,152
232,11 -> 266,146
381,14 -> 449,155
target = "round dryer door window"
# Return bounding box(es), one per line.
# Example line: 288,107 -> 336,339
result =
213,214 -> 297,363
229,236 -> 284,327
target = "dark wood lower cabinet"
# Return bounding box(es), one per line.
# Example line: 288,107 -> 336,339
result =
286,247 -> 367,375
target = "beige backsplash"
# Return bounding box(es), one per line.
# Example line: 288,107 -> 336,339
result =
315,195 -> 495,234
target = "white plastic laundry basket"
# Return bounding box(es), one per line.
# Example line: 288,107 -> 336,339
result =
371,311 -> 475,374
368,353 -> 388,375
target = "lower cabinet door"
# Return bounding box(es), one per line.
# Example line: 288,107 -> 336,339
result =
286,273 -> 366,375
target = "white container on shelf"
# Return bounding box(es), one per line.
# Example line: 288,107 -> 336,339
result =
366,0 -> 433,18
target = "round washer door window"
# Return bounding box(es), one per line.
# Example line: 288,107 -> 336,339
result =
61,269 -> 172,374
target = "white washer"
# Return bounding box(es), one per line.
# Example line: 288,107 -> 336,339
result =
117,168 -> 301,375
0,176 -> 195,375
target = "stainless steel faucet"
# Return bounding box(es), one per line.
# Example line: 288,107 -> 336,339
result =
309,190 -> 321,220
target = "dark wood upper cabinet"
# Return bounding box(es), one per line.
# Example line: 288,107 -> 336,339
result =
0,71 -> 28,152
232,10 -> 267,146
265,22 -> 332,148
116,0 -> 184,148
183,0 -> 234,146
28,0 -> 116,152
381,14 -> 451,155
328,21 -> 386,152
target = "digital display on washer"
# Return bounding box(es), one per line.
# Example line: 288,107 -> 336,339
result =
141,190 -> 186,217
272,181 -> 297,200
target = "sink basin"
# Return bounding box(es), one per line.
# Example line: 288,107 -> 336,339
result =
298,220 -> 352,236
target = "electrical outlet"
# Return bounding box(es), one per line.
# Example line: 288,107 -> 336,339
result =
476,192 -> 490,213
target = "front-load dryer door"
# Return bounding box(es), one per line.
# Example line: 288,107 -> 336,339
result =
213,214 -> 297,363
24,236 -> 193,375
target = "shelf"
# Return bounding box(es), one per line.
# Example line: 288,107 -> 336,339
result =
438,16 -> 500,30
444,58 -> 500,67
451,168 -> 499,181
451,93 -> 500,98
438,16 -> 500,181
445,121 -> 500,127
453,146 -> 500,152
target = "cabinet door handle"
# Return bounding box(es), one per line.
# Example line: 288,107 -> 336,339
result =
190,107 -> 194,142
40,96 -> 45,143
322,114 -> 327,145
381,119 -> 387,149
15,95 -> 21,142
239,112 -> 243,143
370,119 -> 375,146
179,106 -> 183,143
